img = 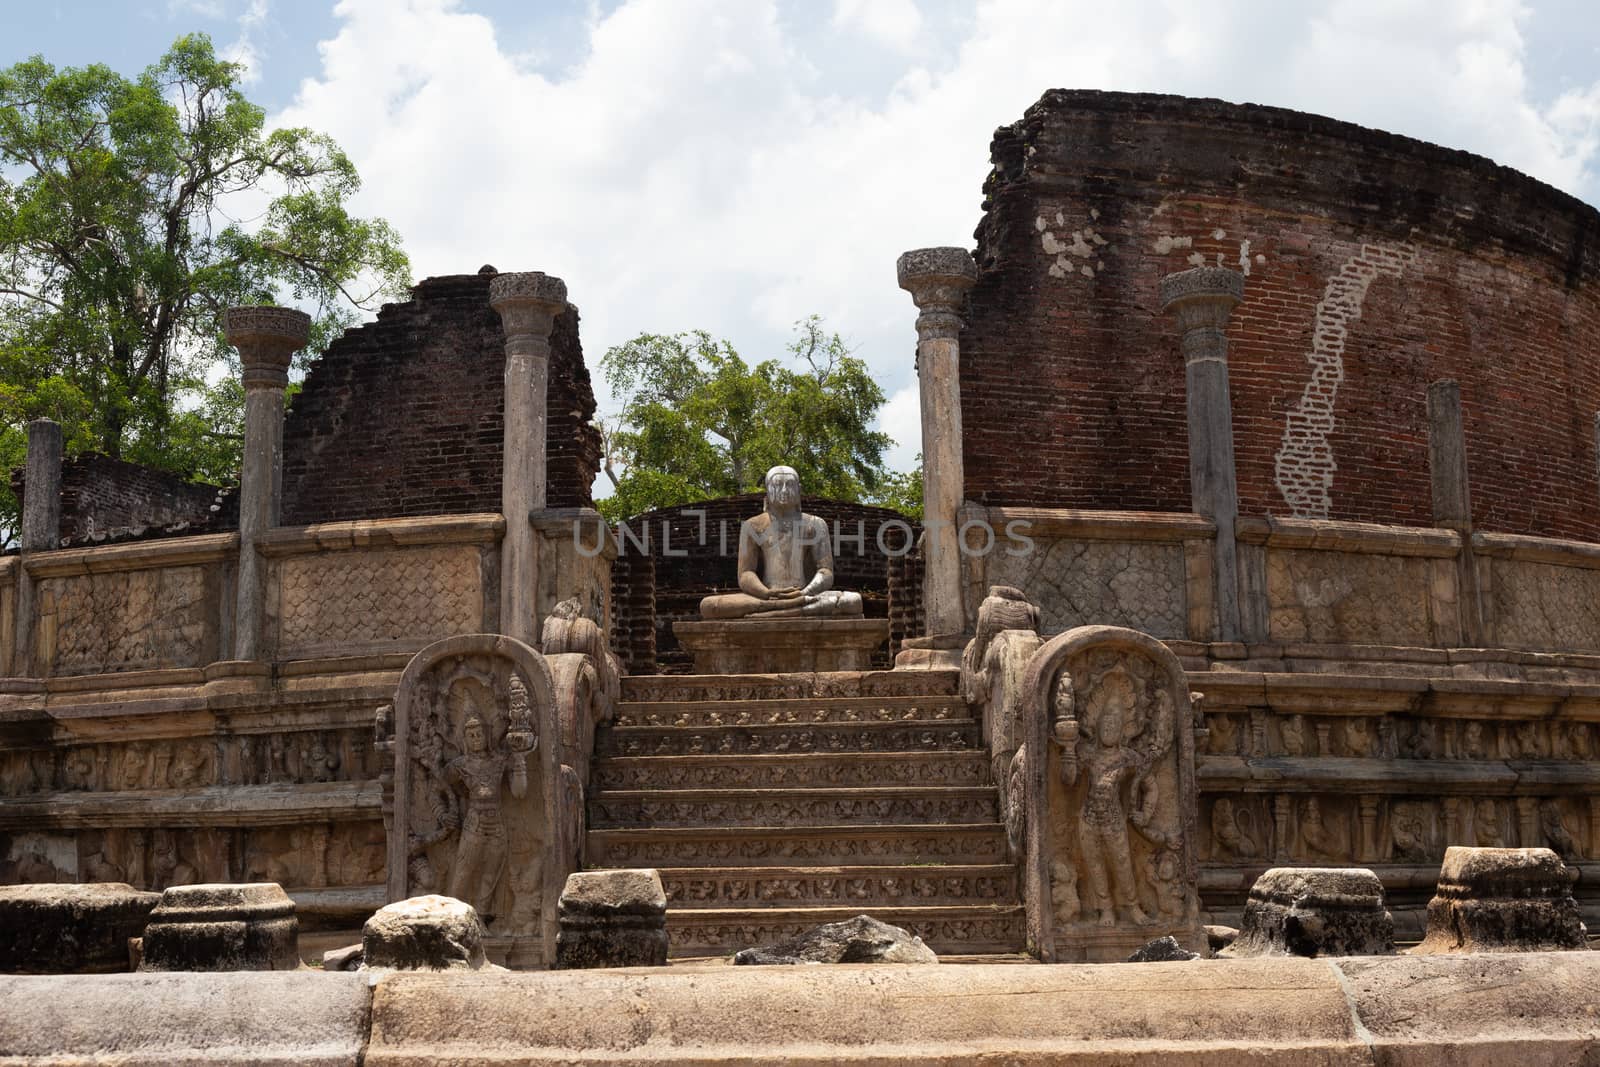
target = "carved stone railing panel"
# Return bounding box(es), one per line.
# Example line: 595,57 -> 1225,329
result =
383,634 -> 562,965
1021,625 -> 1203,962
274,545 -> 481,655
985,539 -> 1188,639
33,559 -> 225,676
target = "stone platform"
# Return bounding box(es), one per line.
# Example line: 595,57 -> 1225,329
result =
671,618 -> 890,674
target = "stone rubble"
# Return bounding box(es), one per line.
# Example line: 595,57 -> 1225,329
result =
733,914 -> 939,965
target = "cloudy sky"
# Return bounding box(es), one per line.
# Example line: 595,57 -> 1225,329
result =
9,0 -> 1600,493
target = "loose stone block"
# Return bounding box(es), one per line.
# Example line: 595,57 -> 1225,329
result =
139,882 -> 299,971
0,882 -> 160,973
364,895 -> 490,970
733,914 -> 938,965
555,869 -> 669,969
1226,867 -> 1394,959
1412,845 -> 1588,954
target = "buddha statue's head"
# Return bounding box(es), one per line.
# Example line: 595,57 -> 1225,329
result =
764,465 -> 801,516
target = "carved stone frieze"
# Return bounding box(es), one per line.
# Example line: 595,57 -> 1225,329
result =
591,753 -> 987,791
37,565 -> 213,674
603,723 -> 978,758
587,827 -> 1008,868
590,789 -> 995,829
659,867 -> 1016,910
611,697 -> 962,729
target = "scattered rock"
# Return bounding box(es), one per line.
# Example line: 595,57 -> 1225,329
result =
140,882 -> 299,971
0,883 -> 160,974
1412,846 -> 1588,954
1225,868 -> 1394,959
322,943 -> 364,971
1127,935 -> 1199,962
556,869 -> 669,969
1205,925 -> 1239,954
734,914 -> 939,965
363,895 -> 489,970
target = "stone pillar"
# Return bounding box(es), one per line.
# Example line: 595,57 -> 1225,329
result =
1160,267 -> 1246,642
488,272 -> 568,646
12,419 -> 63,674
1358,796 -> 1381,862
1430,380 -> 1483,645
897,248 -> 977,640
226,307 -> 310,661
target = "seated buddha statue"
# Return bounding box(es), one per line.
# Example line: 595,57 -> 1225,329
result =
699,466 -> 864,620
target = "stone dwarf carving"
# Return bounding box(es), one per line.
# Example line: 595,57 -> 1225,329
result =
1020,625 -> 1203,962
699,466 -> 863,619
960,586 -> 1043,860
386,634 -> 563,967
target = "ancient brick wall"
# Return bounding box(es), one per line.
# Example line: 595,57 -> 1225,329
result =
11,454 -> 234,547
963,90 -> 1600,541
280,269 -> 601,526
609,494 -> 917,673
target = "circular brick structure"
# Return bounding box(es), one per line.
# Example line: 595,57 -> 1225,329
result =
962,89 -> 1600,541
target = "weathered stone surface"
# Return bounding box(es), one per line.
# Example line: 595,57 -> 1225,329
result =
733,914 -> 938,965
139,882 -> 299,971
0,971 -> 369,1065
1227,867 -> 1394,958
1412,845 -> 1588,954
1127,935 -> 1198,962
0,882 -> 159,974
673,618 -> 889,674
364,895 -> 490,970
322,943 -> 363,971
554,869 -> 668,969
1205,924 -> 1239,954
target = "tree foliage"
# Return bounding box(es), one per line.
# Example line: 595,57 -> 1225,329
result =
0,35 -> 410,545
598,316 -> 914,521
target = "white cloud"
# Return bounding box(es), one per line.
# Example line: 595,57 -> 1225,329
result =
832,0 -> 925,52
223,0 -> 270,84
273,0 -> 1600,501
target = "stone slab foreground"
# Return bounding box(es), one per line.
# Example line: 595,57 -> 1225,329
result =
6,953 -> 1600,1064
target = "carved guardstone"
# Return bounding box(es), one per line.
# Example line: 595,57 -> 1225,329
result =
1020,625 -> 1203,962
384,634 -> 564,968
1413,846 -> 1588,954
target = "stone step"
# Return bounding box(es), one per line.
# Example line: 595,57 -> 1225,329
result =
589,786 -> 999,829
586,822 -> 1010,868
655,864 -> 1019,910
594,719 -> 981,758
662,904 -> 1026,958
620,670 -> 960,705
613,694 -> 967,729
590,751 -> 992,791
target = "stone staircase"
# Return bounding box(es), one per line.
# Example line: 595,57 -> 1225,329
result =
583,670 -> 1027,958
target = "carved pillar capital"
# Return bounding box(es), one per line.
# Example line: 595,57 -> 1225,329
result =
1159,267 -> 1244,366
897,247 -> 978,343
225,306 -> 311,391
489,271 -> 568,353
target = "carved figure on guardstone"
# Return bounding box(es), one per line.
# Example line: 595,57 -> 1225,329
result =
1023,626 -> 1202,962
388,635 -> 562,966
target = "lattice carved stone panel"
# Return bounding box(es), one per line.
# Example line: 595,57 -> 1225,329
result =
1490,560 -> 1600,654
276,546 -> 480,651
39,565 -> 213,674
1266,549 -> 1432,646
985,539 -> 1186,638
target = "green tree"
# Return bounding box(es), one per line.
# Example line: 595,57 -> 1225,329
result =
0,34 -> 409,546
598,316 -> 912,521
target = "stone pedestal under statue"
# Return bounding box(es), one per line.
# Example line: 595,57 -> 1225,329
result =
674,618 -> 890,674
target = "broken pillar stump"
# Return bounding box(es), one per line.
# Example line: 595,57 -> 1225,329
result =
139,883 -> 299,971
363,895 -> 490,970
1226,867 -> 1394,958
555,869 -> 669,969
1412,846 -> 1588,954
0,883 -> 160,974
